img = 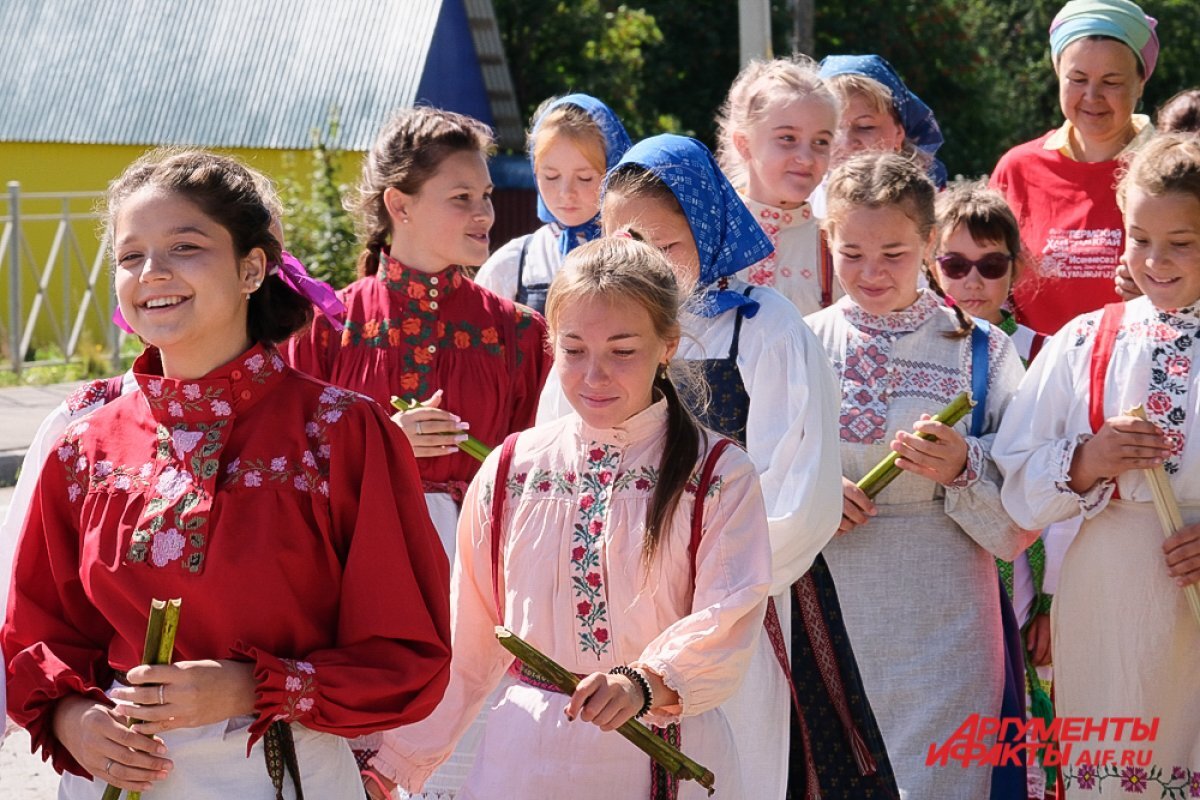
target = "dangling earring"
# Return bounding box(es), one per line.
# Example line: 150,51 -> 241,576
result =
657,363 -> 669,381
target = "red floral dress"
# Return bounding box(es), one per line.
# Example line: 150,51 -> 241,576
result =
2,344 -> 451,778
286,254 -> 551,505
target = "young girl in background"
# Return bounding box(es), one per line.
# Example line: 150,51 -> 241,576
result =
371,236 -> 773,799
994,133 -> 1200,799
2,150 -> 451,799
806,152 -> 1032,798
287,107 -> 551,553
930,181 -> 1055,800
810,54 -> 948,222
474,94 -> 631,315
716,56 -> 843,315
595,134 -> 897,799
286,107 -> 550,799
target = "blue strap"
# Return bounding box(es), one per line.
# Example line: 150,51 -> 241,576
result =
970,320 -> 990,438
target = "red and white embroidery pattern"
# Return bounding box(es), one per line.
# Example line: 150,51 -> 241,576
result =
837,292 -> 944,444
572,444 -> 621,658
1143,307 -> 1198,474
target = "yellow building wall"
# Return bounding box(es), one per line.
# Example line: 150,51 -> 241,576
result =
0,142 -> 362,363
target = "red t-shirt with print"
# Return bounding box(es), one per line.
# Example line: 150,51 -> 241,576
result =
990,132 -> 1125,336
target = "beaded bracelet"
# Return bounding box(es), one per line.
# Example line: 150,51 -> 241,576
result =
609,664 -> 653,719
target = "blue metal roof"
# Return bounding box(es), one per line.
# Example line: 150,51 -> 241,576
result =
0,0 -> 498,150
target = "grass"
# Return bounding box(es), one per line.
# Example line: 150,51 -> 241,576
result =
0,340 -> 138,388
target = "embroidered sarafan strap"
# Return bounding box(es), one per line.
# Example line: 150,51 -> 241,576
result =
794,574 -> 877,776
264,720 -> 304,800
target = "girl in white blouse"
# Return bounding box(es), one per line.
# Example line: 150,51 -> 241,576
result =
993,133 -> 1200,799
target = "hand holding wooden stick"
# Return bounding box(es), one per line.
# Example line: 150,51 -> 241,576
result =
494,627 -> 716,796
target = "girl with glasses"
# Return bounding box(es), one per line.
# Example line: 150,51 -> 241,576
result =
930,180 -> 1057,800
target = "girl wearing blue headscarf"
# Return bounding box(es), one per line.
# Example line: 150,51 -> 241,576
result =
538,134 -> 897,799
474,94 -> 631,315
819,54 -> 949,190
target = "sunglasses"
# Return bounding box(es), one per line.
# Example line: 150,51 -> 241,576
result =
935,252 -> 1014,281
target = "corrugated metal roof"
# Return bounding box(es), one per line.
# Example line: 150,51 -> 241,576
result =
0,0 -> 497,151
463,0 -> 524,148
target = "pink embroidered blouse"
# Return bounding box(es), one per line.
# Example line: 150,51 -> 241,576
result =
285,255 -> 552,494
372,401 -> 772,794
2,344 -> 452,776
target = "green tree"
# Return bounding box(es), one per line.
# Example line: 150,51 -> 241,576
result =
496,1 -> 1200,179
494,0 -> 675,141
279,117 -> 359,289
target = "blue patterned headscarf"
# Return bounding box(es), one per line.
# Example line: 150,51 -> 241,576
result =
819,54 -> 948,188
608,134 -> 774,318
531,94 -> 632,255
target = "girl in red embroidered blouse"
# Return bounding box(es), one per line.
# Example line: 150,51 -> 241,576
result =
1,151 -> 451,799
286,107 -> 552,556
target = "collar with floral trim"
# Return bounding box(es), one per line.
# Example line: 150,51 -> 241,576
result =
840,288 -> 943,334
741,195 -> 815,230
121,343 -> 290,573
134,343 -> 289,425
1152,302 -> 1200,330
377,251 -> 464,299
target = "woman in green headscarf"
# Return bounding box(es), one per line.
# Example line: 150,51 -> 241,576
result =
990,0 -> 1159,336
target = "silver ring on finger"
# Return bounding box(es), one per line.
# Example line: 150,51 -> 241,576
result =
416,421 -> 425,435
158,684 -> 165,705
104,757 -> 115,774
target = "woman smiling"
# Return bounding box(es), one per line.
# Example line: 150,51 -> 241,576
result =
990,0 -> 1160,336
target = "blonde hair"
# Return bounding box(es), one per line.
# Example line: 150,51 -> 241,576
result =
546,236 -> 704,564
716,55 -> 840,187
350,107 -> 495,278
1117,131 -> 1200,210
530,98 -> 607,175
826,73 -> 897,121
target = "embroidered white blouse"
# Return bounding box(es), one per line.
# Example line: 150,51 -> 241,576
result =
994,296 -> 1200,527
737,196 -> 842,316
372,401 -> 772,796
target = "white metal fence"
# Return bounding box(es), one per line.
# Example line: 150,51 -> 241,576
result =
0,182 -> 122,374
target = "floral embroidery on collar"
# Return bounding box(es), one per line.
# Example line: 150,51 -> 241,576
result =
376,251 -> 463,298
118,345 -> 289,573
741,196 -> 814,288
220,384 -> 358,496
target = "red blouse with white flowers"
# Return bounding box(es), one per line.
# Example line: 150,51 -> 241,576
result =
2,344 -> 451,776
